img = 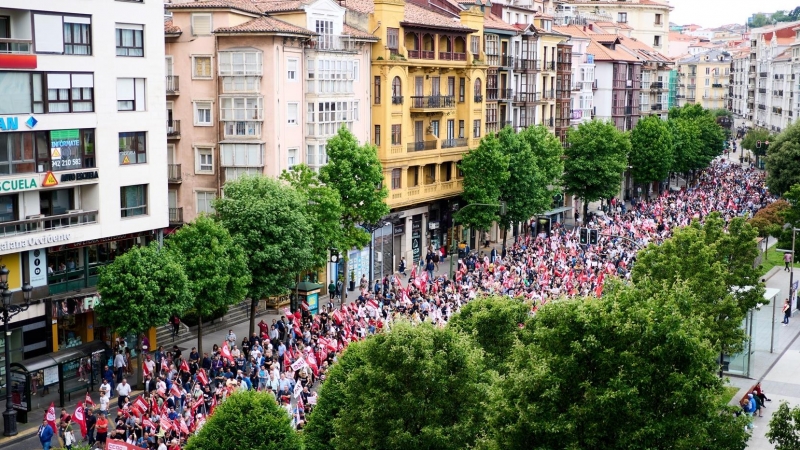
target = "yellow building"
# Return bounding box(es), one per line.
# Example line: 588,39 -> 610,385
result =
676,49 -> 731,110
347,0 -> 488,264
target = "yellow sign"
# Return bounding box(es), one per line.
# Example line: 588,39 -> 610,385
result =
42,171 -> 58,188
122,155 -> 130,164
0,252 -> 23,291
51,148 -> 61,158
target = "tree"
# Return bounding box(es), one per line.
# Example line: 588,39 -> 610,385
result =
185,390 -> 301,450
519,124 -> 564,192
280,164 -> 345,270
563,119 -> 630,217
486,282 -> 749,450
776,184 -> 800,253
305,322 -> 488,450
750,199 -> 790,256
668,117 -> 703,175
741,128 -> 773,156
319,127 -> 388,292
749,13 -> 769,28
496,127 -> 548,249
632,213 -> 764,355
165,216 -> 250,355
767,402 -> 800,450
766,121 -> 800,195
215,175 -> 314,335
629,115 -> 674,196
669,104 -> 725,168
447,296 -> 530,374
96,242 -> 192,387
455,132 -> 510,232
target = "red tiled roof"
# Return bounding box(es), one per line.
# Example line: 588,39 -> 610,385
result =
553,24 -> 594,39
214,16 -> 314,35
344,0 -> 374,14
165,19 -> 182,35
588,39 -> 639,62
484,13 -> 518,32
166,0 -> 263,15
252,0 -> 307,13
402,3 -> 474,31
343,23 -> 378,40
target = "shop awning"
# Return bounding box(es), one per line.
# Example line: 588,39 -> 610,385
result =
11,340 -> 108,374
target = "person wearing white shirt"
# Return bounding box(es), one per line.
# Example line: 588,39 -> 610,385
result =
99,389 -> 110,415
116,379 -> 132,408
157,438 -> 167,450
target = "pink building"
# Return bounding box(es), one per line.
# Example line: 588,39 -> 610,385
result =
164,0 -> 375,225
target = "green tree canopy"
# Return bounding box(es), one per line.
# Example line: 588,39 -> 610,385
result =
486,282 -> 749,450
629,115 -> 674,187
96,242 -> 192,337
215,175 -> 314,334
305,321 -> 488,450
669,104 -> 725,167
741,128 -> 773,156
185,390 -> 301,450
766,121 -> 800,195
632,213 -> 763,354
519,124 -> 564,191
776,184 -> 800,253
767,402 -> 800,450
668,117 -> 703,174
563,119 -> 630,216
281,164 -> 345,269
447,296 -> 530,374
165,216 -> 250,355
455,132 -> 510,231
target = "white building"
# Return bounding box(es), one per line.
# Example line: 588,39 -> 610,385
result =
0,0 -> 168,363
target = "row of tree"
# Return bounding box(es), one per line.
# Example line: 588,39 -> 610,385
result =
458,104 -> 726,235
185,213 -> 762,450
94,128 -> 389,358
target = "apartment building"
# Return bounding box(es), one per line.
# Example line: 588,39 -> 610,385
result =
483,13 -> 517,135
729,49 -> 750,119
588,34 -> 642,131
164,0 -> 374,225
558,0 -> 672,54
620,35 -> 672,120
675,50 -> 730,110
0,0 -> 167,385
552,25 -> 596,127
750,23 -> 798,131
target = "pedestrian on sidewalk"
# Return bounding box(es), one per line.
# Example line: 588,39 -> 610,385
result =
785,252 -> 793,271
783,299 -> 791,325
170,315 -> 181,339
116,378 -> 132,408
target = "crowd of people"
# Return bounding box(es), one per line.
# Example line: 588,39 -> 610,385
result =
38,158 -> 775,450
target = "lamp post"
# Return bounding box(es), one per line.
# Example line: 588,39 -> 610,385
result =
2,265 -> 33,437
449,202 -> 507,278
785,223 -> 799,311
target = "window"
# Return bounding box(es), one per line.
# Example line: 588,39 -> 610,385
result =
459,78 -> 465,102
618,12 -> 627,23
220,143 -> 263,168
471,36 -> 480,55
391,168 -> 401,190
118,132 -> 147,164
306,145 -> 316,167
120,185 -> 148,217
0,195 -> 18,224
287,58 -> 298,81
40,188 -> 74,216
194,101 -> 212,125
653,35 -> 661,47
705,78 -> 710,86
391,124 -> 401,145
191,13 -> 212,36
431,120 -> 439,137
374,76 -> 381,104
287,103 -> 298,124
307,101 -> 357,136
705,67 -> 710,75
218,51 -> 262,76
45,129 -> 95,172
197,191 -> 216,215
116,78 -> 146,111
196,147 -> 213,173
655,13 -> 662,25
222,76 -> 258,92
387,28 -> 399,52
474,78 -> 482,101
374,125 -> 381,146
473,120 -> 481,138
193,56 -> 213,79
288,148 -> 297,169
115,25 -> 144,57
458,120 -> 465,138
33,14 -> 93,55
220,97 -> 263,120
42,73 -> 94,113
392,76 -> 401,103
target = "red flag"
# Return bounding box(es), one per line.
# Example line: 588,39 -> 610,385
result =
159,414 -> 172,432
132,396 -> 149,417
595,272 -> 605,298
301,300 -> 310,311
410,266 -> 417,279
293,310 -> 302,322
160,358 -> 169,373
283,352 -> 291,368
283,307 -> 293,322
170,384 -> 182,399
179,359 -> 190,373
210,395 -> 217,415
46,402 -> 57,433
84,392 -> 95,407
179,418 -> 190,435
151,397 -> 159,415
190,396 -> 204,413
143,417 -> 155,429
142,359 -> 150,378
196,369 -> 209,386
366,299 -> 378,310
73,402 -> 87,436
221,342 -> 234,362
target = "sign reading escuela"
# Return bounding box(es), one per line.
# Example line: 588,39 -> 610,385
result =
0,177 -> 38,193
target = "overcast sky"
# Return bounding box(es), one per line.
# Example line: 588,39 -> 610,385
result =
668,0 -> 799,28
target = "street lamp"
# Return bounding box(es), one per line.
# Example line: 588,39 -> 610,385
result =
2,265 -> 33,437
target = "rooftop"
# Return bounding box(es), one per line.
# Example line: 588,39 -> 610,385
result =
213,15 -> 315,35
166,0 -> 263,15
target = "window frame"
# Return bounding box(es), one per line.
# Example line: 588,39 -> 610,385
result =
473,119 -> 481,138
120,184 -> 148,218
116,77 -> 145,112
287,102 -> 299,125
194,101 -> 213,126
115,25 -> 144,57
374,76 -> 381,104
191,13 -> 212,36
195,146 -> 214,174
374,125 -> 381,146
118,131 -> 147,165
287,58 -> 299,81
196,190 -> 217,215
192,55 -> 213,79
391,168 -> 401,190
391,124 -> 401,145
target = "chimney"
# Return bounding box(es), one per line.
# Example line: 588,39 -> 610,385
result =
589,24 -> 593,31
583,25 -> 586,31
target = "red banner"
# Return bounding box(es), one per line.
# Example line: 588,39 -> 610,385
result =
221,342 -> 234,362
46,402 -> 57,433
73,402 -> 87,436
106,439 -> 140,450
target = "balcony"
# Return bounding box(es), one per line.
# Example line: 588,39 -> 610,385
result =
408,49 -> 435,59
308,35 -> 356,52
388,179 -> 464,208
486,88 -> 498,101
499,88 -> 513,100
0,38 -> 33,54
439,52 -> 467,61
758,88 -> 767,94
542,89 -> 556,100
546,117 -> 554,127
486,54 -> 499,66
0,210 -> 98,239
169,207 -> 184,225
486,123 -> 499,134
392,96 -> 404,105
474,94 -> 483,103
441,138 -> 468,149
167,120 -> 181,138
514,92 -> 540,103
410,95 -> 455,111
408,141 -> 437,152
652,103 -> 663,111
557,62 -> 571,72
543,61 -> 556,71
650,82 -> 664,90
759,72 -> 768,78
168,164 -> 182,183
712,83 -> 723,88
502,56 -> 514,68
166,76 -> 179,95
687,84 -> 696,89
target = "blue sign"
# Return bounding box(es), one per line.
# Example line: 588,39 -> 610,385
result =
307,292 -> 319,315
0,117 -> 18,131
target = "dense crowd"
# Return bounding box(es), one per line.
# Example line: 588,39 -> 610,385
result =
39,159 -> 773,450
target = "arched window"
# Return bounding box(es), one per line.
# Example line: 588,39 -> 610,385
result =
474,78 -> 482,100
392,76 -> 402,103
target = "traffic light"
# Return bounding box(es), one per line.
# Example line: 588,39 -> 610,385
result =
579,228 -> 588,245
589,229 -> 599,245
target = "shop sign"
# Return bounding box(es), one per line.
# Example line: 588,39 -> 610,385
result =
28,248 -> 47,288
60,171 -> 99,182
428,221 -> 439,230
393,225 -> 404,235
0,176 -> 38,193
0,233 -> 72,251
50,129 -> 82,171
0,115 -> 36,131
